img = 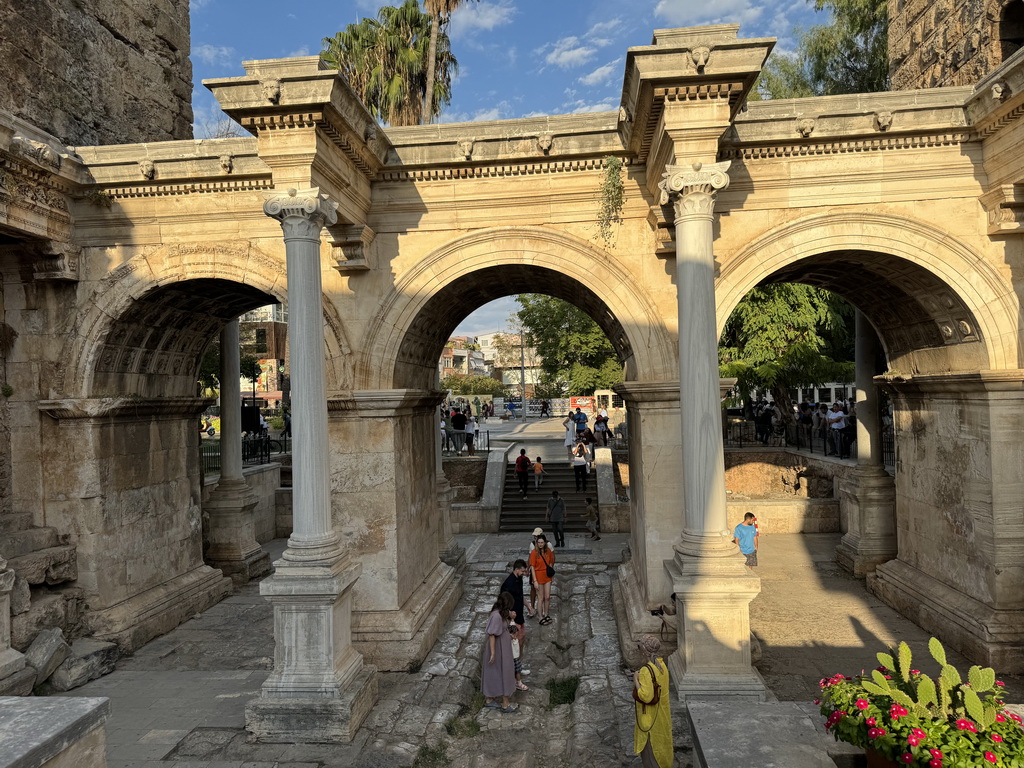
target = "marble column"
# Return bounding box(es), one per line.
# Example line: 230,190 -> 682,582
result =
246,188 -> 377,743
205,320 -> 271,585
659,162 -> 766,701
836,311 -> 897,577
0,556 -> 33,695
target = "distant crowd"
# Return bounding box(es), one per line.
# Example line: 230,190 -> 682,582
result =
751,397 -> 859,459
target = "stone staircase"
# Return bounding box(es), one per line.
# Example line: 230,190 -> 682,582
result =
498,463 -> 595,532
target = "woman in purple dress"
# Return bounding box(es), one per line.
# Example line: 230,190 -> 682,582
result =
481,591 -> 518,713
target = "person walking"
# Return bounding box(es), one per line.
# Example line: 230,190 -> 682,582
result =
632,635 -> 672,767
465,415 -> 477,456
526,528 -> 546,617
732,511 -> 759,567
826,402 -> 848,458
515,448 -> 531,498
533,456 -> 546,491
501,560 -> 530,690
572,440 -> 591,492
572,406 -> 588,435
481,592 -> 518,713
562,411 -> 576,465
546,490 -> 566,548
583,497 -> 601,541
528,535 -> 555,625
450,408 -> 467,456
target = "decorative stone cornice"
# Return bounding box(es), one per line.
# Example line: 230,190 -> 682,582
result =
40,396 -> 214,421
720,131 -> 971,161
263,187 -> 338,241
876,370 -> 1024,396
329,224 -> 374,272
980,182 -> 1024,236
379,156 -> 628,182
32,241 -> 81,282
99,177 -> 274,200
658,161 -> 731,219
327,389 -> 444,417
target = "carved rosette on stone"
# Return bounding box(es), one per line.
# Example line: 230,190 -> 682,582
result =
263,187 -> 339,241
658,160 -> 731,221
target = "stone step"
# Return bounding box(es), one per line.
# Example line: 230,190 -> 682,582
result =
8,544 -> 77,585
0,527 -> 59,559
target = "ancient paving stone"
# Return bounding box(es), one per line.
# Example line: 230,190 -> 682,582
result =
24,626 -> 71,685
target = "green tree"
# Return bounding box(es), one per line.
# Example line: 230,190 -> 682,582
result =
422,0 -> 477,122
321,0 -> 458,126
512,295 -> 623,396
441,374 -> 506,396
754,0 -> 889,100
239,354 -> 263,404
719,284 -> 855,418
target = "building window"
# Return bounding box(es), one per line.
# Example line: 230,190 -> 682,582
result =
255,328 -> 267,354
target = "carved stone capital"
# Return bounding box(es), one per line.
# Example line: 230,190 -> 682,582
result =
658,160 -> 731,220
32,240 -> 81,282
263,187 -> 339,241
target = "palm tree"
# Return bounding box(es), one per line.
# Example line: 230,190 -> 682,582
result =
321,0 -> 458,126
422,0 -> 477,122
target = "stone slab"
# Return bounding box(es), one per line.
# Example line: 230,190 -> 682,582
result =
0,695 -> 109,768
46,639 -> 119,692
23,627 -> 71,686
0,667 -> 36,697
688,701 -> 840,768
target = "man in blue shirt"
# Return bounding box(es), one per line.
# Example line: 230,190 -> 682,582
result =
732,512 -> 759,567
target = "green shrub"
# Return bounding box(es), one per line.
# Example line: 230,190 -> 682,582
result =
545,675 -> 580,709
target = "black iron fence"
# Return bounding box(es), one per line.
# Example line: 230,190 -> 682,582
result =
723,419 -> 896,470
200,434 -> 290,476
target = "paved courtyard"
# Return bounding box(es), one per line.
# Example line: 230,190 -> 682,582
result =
63,522 -> 1021,768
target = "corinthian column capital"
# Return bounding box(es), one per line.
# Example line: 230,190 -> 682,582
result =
263,187 -> 339,242
658,161 -> 731,220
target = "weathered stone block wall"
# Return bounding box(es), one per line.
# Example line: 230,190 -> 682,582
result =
724,450 -> 850,500
890,390 -> 995,602
0,0 -> 192,146
889,0 -> 1010,90
201,462 -> 282,544
441,457 -> 486,502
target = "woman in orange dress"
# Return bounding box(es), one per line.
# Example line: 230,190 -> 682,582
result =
528,534 -> 556,625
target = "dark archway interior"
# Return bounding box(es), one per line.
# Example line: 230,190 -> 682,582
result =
395,265 -> 634,390
763,250 -> 986,373
1000,0 -> 1024,60
93,278 -> 277,398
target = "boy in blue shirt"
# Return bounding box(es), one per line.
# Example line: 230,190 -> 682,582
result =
733,512 -> 759,567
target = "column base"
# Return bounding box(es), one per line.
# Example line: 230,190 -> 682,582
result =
836,466 -> 897,578
613,560 -> 677,658
665,551 -> 767,701
868,558 -> 1024,673
208,548 -> 273,587
246,665 -> 378,743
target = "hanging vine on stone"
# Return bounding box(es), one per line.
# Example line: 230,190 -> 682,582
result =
596,156 -> 625,245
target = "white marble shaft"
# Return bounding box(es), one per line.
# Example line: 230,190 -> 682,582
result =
855,310 -> 883,466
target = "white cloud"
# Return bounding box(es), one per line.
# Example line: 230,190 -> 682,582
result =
544,36 -> 597,69
653,0 -> 763,26
193,44 -> 235,66
565,98 -> 618,114
450,0 -> 517,38
287,46 -> 311,57
578,59 -> 621,87
586,18 -> 624,37
472,107 -> 503,121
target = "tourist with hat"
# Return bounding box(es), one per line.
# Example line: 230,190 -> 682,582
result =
632,634 -> 672,767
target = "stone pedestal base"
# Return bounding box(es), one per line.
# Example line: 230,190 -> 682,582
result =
614,560 -> 677,656
665,552 -> 768,702
353,559 -> 461,671
85,565 -> 232,652
869,558 -> 1024,673
246,666 -> 378,743
836,467 -> 897,578
205,479 -> 272,586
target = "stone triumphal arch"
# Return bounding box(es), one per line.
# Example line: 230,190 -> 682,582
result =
1,18 -> 1023,740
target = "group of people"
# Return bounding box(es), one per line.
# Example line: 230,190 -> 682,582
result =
440,406 -> 479,456
480,530 -> 671,766
752,398 -> 858,459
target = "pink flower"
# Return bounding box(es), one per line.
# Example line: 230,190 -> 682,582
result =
868,727 -> 887,739
890,704 -> 909,718
876,666 -> 888,672
1009,713 -> 1022,724
929,749 -> 943,758
996,714 -> 1006,723
912,729 -> 926,738
929,761 -> 942,768
900,754 -> 914,764
884,674 -> 892,679
911,669 -> 921,675
992,734 -> 1004,743
856,699 -> 869,710
984,752 -> 997,765
813,699 -> 820,705
908,736 -> 922,746
956,719 -> 974,731
866,717 -> 877,726
997,680 -> 1005,686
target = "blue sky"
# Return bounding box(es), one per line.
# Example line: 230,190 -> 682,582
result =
190,0 -> 825,333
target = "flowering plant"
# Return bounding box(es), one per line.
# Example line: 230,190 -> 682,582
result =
819,638 -> 1024,767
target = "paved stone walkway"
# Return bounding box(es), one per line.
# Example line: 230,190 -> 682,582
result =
64,530 -> 1022,767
